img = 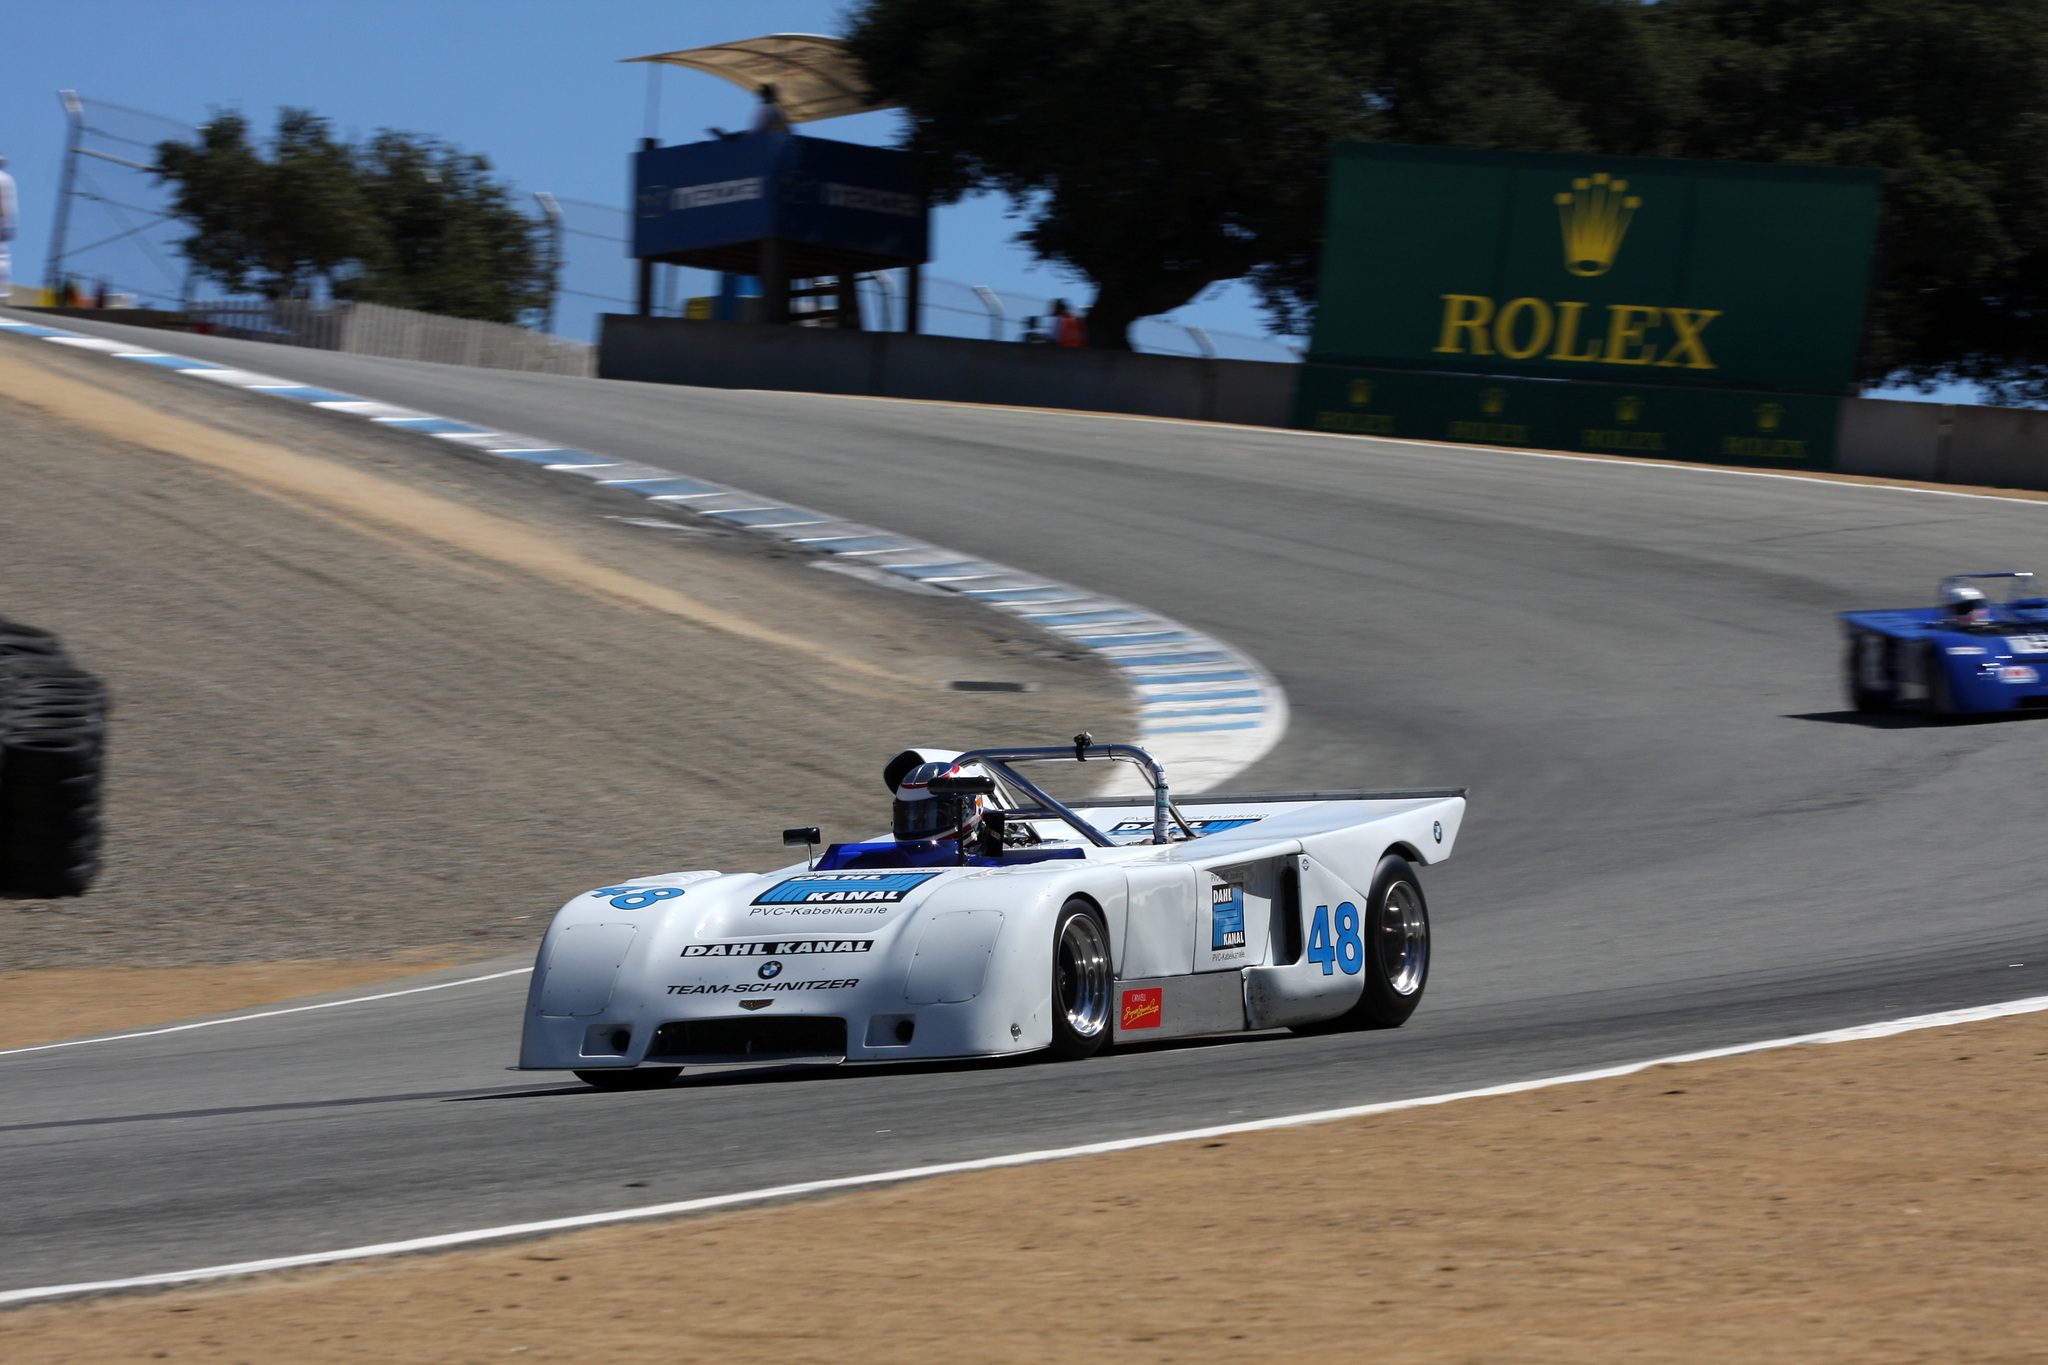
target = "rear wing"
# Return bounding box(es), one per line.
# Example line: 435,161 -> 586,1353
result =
1049,788 -> 1470,862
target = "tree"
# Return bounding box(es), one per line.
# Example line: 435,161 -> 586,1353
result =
152,109 -> 370,301
155,110 -> 550,324
341,131 -> 551,323
845,0 -> 1377,348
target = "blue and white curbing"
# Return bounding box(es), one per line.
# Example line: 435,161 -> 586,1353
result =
0,315 -> 1287,791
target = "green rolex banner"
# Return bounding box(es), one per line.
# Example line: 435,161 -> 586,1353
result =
1306,144 -> 1884,395
1295,365 -> 1842,467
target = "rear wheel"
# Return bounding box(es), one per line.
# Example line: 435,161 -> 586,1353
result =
574,1067 -> 681,1090
1332,855 -> 1431,1030
1049,898 -> 1112,1060
1845,636 -> 1894,713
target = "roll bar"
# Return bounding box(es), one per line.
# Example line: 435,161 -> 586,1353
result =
950,734 -> 1194,846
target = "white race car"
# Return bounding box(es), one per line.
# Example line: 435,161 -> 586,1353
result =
519,737 -> 1466,1088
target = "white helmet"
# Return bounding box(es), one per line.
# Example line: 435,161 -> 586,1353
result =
1940,581 -> 1989,616
890,760 -> 985,845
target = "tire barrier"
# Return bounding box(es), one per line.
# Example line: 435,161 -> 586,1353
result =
0,618 -> 109,899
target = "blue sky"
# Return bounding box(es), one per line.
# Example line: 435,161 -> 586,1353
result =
0,0 -> 1975,398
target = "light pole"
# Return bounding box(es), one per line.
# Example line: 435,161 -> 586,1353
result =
44,90 -> 85,296
973,285 -> 1005,341
533,191 -> 565,335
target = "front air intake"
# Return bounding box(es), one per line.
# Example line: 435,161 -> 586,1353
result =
647,1016 -> 848,1059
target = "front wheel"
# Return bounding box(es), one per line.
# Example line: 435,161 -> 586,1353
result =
574,1067 -> 681,1090
1332,855 -> 1431,1030
1049,898 -> 1113,1060
1923,644 -> 1959,723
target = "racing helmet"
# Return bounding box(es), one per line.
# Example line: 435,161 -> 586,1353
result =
1941,581 -> 1990,617
891,760 -> 986,846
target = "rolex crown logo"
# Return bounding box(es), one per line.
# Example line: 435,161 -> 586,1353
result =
1480,387 -> 1507,416
1348,377 -> 1376,406
1555,172 -> 1641,277
1755,402 -> 1785,432
1615,395 -> 1643,424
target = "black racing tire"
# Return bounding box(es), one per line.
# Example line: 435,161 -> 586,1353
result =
0,863 -> 97,900
574,1067 -> 682,1090
1845,638 -> 1894,713
1330,855 -> 1432,1030
1049,897 -> 1113,1060
0,731 -> 106,901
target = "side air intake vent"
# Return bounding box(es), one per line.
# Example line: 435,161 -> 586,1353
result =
648,1016 -> 848,1059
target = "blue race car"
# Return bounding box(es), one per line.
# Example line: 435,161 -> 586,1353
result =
1842,573 -> 2048,718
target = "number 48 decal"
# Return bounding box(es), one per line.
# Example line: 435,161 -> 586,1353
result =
1306,903 -> 1363,975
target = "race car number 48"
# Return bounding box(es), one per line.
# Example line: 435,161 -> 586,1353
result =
1307,903 -> 1363,975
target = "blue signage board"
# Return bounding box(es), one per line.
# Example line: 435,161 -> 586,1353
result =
632,132 -> 928,266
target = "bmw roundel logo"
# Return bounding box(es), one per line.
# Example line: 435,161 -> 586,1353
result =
1432,820 -> 1443,844
757,960 -> 783,980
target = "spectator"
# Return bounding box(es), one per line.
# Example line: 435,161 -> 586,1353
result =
0,155 -> 17,300
1021,314 -> 1049,344
750,84 -> 791,136
1050,298 -> 1087,347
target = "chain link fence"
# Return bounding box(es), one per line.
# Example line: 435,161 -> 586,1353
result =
42,91 -> 196,307
182,300 -> 594,376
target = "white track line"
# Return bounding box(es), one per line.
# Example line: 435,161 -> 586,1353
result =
5,990 -> 2043,1309
0,969 -> 532,1061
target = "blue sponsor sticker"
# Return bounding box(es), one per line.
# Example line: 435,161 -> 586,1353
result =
1211,881 -> 1247,950
752,871 -> 942,907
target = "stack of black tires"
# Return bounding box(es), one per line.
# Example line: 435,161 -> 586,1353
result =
0,618 -> 109,899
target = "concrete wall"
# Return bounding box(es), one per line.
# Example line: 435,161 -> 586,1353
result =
605,316 -> 2048,489
1837,397 -> 1948,480
599,316 -> 1298,427
1837,397 -> 2048,490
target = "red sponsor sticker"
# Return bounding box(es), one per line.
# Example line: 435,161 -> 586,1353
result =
1120,987 -> 1163,1030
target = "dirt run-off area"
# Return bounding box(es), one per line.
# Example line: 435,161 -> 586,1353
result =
0,1002 -> 2041,1362
0,333 -> 1131,974
0,959 -> 471,1050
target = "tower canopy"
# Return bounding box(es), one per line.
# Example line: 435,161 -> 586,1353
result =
624,33 -> 899,124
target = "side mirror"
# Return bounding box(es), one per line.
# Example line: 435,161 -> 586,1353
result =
927,776 -> 996,796
783,826 -> 821,870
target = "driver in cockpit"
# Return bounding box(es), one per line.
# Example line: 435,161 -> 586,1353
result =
890,760 -> 1003,865
1941,581 -> 1993,626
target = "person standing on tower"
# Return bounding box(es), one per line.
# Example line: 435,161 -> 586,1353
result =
750,84 -> 791,135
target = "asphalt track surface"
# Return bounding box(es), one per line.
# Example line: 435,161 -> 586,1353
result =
6,317 -> 2048,1292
